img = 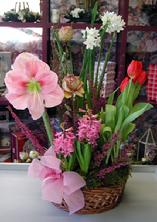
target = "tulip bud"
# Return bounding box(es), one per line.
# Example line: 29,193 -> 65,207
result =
120,77 -> 129,92
127,60 -> 143,79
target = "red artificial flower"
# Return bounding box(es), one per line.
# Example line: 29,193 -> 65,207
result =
127,60 -> 143,80
134,70 -> 147,85
120,77 -> 129,92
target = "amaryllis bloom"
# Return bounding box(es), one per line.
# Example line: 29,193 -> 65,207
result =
5,52 -> 64,120
58,26 -> 73,42
62,74 -> 84,98
54,129 -> 75,157
127,60 -> 143,79
120,77 -> 129,92
78,114 -> 101,146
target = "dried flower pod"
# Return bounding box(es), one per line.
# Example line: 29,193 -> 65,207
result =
58,26 -> 73,42
62,74 -> 84,98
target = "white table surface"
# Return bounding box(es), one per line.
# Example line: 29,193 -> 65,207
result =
0,164 -> 157,222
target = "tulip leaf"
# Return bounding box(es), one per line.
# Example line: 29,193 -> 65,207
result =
105,104 -> 116,131
107,87 -> 119,105
121,103 -> 153,133
121,123 -> 136,141
101,125 -> 112,139
99,111 -> 105,122
114,105 -> 129,132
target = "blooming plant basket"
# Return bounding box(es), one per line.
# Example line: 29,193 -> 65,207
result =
4,3 -> 153,215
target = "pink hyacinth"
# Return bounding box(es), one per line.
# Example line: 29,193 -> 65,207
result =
78,114 -> 101,146
54,129 -> 75,157
5,52 -> 64,120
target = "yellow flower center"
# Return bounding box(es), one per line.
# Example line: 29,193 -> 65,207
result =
27,79 -> 41,93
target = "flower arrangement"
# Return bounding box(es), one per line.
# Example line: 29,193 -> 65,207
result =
4,4 -> 153,215
64,0 -> 99,23
2,2 -> 40,23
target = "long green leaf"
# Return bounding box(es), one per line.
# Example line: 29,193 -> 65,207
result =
121,123 -> 136,141
91,2 -> 98,24
107,87 -> 119,105
121,103 -> 153,132
105,104 -> 117,131
114,105 -> 129,132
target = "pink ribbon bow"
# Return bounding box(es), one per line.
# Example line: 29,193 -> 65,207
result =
28,148 -> 86,214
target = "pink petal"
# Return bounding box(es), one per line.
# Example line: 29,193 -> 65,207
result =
13,53 -> 50,79
42,177 -> 63,204
27,93 -> 45,120
44,85 -> 64,108
63,190 -> 85,214
26,60 -> 50,78
5,70 -> 28,94
40,156 -> 61,172
37,71 -> 58,94
5,93 -> 28,110
63,172 -> 86,195
28,159 -> 51,180
12,52 -> 39,71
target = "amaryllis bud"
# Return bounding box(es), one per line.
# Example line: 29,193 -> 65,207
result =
120,77 -> 129,92
127,60 -> 143,79
58,26 -> 73,42
62,74 -> 84,98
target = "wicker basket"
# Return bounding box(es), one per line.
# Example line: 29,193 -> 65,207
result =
53,183 -> 125,214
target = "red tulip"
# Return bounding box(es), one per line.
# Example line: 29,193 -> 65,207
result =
127,60 -> 143,80
134,70 -> 147,85
120,77 -> 129,92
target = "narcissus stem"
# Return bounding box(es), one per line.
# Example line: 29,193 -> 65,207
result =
42,110 -> 53,146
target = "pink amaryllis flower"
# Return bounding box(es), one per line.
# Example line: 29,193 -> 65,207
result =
5,52 -> 64,120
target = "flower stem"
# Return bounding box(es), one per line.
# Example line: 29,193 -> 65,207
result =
97,33 -> 115,97
42,110 -> 53,146
95,29 -> 106,88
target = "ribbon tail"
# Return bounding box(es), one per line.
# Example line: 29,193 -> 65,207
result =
42,177 -> 63,204
63,190 -> 85,215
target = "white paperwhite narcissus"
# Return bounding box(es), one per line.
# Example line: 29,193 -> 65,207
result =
70,8 -> 85,18
101,11 -> 125,33
82,27 -> 101,50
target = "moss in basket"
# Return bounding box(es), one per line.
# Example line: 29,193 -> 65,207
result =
86,166 -> 130,188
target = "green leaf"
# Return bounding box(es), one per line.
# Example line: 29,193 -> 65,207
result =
83,144 -> 92,174
121,103 -> 153,133
114,105 -> 129,132
91,2 -> 98,24
105,104 -> 117,131
121,123 -> 136,141
107,87 -> 119,105
101,125 -> 112,139
99,111 -> 105,122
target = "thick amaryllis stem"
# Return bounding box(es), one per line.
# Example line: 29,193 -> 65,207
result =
97,32 -> 115,97
94,29 -> 107,88
42,110 -> 53,146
